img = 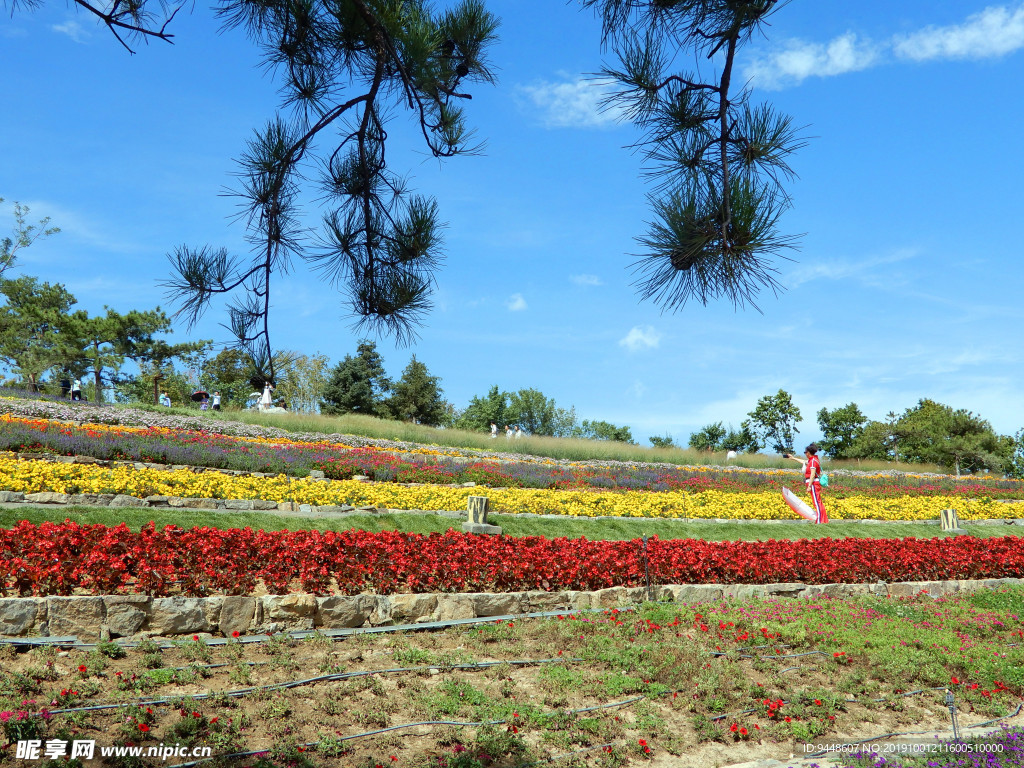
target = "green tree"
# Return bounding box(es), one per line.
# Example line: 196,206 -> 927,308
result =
0,276 -> 79,391
201,348 -> 259,407
275,352 -> 331,414
688,422 -> 727,452
584,0 -> 804,312
817,403 -> 868,459
321,340 -> 392,417
578,419 -> 634,444
506,388 -> 578,437
1007,429 -> 1024,480
721,423 -> 761,453
66,307 -> 180,403
387,355 -> 446,425
1,198 -> 60,277
163,0 -> 500,383
896,399 -> 1009,475
454,385 -> 509,432
649,434 -> 676,449
743,389 -> 801,454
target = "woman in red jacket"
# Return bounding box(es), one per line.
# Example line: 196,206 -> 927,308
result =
784,443 -> 829,524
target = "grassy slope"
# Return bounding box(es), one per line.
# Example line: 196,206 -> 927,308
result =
2,506 -> 1013,542
115,401 -> 954,474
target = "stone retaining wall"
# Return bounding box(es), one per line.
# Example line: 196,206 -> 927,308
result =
3,578 -> 1023,642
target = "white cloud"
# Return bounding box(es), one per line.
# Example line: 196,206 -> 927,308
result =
619,325 -> 661,352
893,4 -> 1024,61
517,75 -> 623,129
52,19 -> 90,43
745,32 -> 880,89
505,293 -> 527,312
786,247 -> 918,289
570,273 -> 603,287
627,380 -> 647,399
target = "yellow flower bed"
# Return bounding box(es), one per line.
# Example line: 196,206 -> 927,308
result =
1,457 -> 1018,521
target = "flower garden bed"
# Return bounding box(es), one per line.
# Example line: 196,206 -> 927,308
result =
2,453 -> 1022,521
4,521 -> 1024,599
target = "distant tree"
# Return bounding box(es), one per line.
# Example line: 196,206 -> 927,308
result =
321,340 -> 392,417
66,306 -> 180,403
649,434 -> 676,449
896,399 -> 1009,475
0,276 -> 78,391
583,0 -> 804,312
275,352 -> 330,414
578,419 -> 634,444
688,422 -> 727,452
202,348 -> 258,407
114,338 -> 212,405
1007,429 -> 1024,480
743,389 -> 801,454
506,388 -> 578,437
1,198 -> 60,277
455,385 -> 509,432
721,423 -> 761,453
845,420 -> 893,462
387,355 -> 446,425
817,403 -> 868,459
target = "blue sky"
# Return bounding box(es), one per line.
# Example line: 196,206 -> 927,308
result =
3,0 -> 1023,447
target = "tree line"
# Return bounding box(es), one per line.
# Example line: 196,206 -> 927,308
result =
682,388 -> 1024,478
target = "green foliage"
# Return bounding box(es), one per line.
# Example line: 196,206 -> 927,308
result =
320,340 -> 392,418
0,275 -> 79,391
201,348 -> 259,407
275,352 -> 330,414
577,419 -> 634,444
743,389 -> 801,454
455,385 -> 509,432
0,197 -> 60,277
720,423 -> 761,453
506,388 -> 578,437
688,422 -> 726,452
1007,428 -> 1024,480
817,402 -> 868,459
848,400 -> 1010,474
648,434 -> 675,448
586,2 -> 803,312
387,354 -> 446,425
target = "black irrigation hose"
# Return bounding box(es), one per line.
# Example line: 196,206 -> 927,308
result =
166,694 -> 655,768
801,702 -> 1024,759
45,658 -> 581,716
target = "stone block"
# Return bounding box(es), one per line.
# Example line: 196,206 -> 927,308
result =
225,500 -> 254,510
0,598 -> 42,636
309,470 -> 325,479
150,597 -> 215,635
219,597 -> 256,636
252,500 -> 280,510
471,593 -> 524,617
433,594 -> 476,621
390,594 -> 437,624
368,596 -> 393,626
277,502 -> 298,512
0,491 -> 25,502
145,496 -> 171,507
590,587 -> 628,609
25,492 -> 69,504
461,522 -> 503,535
467,496 -> 490,524
263,594 -> 316,624
658,585 -> 726,604
66,494 -> 102,506
316,595 -> 375,629
110,494 -> 147,508
103,596 -> 151,638
47,597 -> 104,641
182,498 -> 219,509
524,591 -> 573,612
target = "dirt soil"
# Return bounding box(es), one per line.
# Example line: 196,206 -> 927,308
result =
2,610 -> 1021,768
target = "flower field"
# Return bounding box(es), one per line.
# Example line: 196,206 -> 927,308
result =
3,405 -> 1024,523
4,520 -> 1024,596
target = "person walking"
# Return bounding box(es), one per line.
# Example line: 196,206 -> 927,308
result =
505,424 -> 513,440
490,422 -> 498,439
260,382 -> 274,411
784,443 -> 828,524
71,378 -> 82,401
212,391 -> 221,411
514,425 -> 523,440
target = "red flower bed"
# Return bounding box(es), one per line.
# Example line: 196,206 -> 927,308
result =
2,521 -> 1023,597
